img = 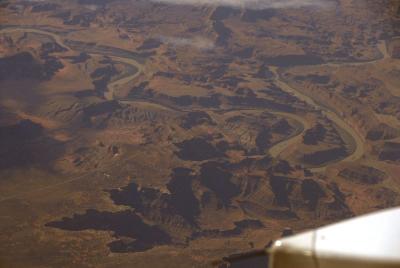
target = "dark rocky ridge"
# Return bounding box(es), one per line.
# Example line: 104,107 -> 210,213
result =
379,142 -> 400,161
255,128 -> 272,153
269,175 -> 296,207
302,147 -> 348,166
272,119 -> 294,135
78,0 -> 116,6
295,74 -> 330,84
90,64 -> 120,95
108,168 -> 201,227
366,123 -> 400,141
191,219 -> 264,239
137,38 -> 162,50
63,52 -> 91,64
47,168 -> 201,252
181,111 -> 215,129
0,120 -> 64,169
301,179 -> 325,210
200,161 -> 240,206
84,100 -> 121,116
46,210 -> 172,253
175,138 -> 224,161
31,3 -> 60,13
263,54 -> 325,67
303,123 -> 327,145
210,6 -> 240,21
339,165 -> 387,185
242,8 -> 276,22
0,52 -> 63,81
212,20 -> 232,47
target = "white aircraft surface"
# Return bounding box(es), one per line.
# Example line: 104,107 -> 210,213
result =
269,207 -> 400,268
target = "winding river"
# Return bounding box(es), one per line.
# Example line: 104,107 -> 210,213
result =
270,67 -> 365,172
268,41 -> 389,171
0,27 -> 143,101
0,27 -> 389,172
268,111 -> 311,159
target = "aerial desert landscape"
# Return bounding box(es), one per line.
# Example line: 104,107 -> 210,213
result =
0,0 -> 400,267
